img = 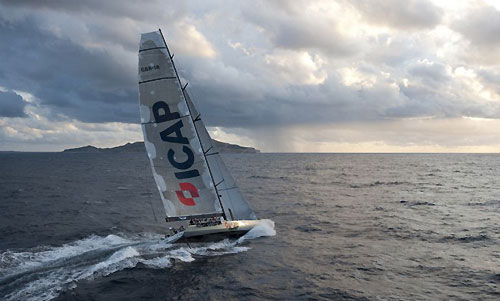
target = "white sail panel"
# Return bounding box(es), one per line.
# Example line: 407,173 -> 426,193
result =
184,91 -> 257,220
139,32 -> 176,82
139,31 -> 222,220
139,79 -> 188,124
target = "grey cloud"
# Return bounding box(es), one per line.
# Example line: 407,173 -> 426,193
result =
182,58 -> 406,127
0,17 -> 138,123
477,69 -> 500,95
450,5 -> 500,66
0,0 -> 499,135
396,82 -> 500,119
365,35 -> 424,67
0,0 -> 184,23
0,91 -> 27,117
351,0 -> 443,30
177,41 -> 500,129
453,5 -> 500,46
408,62 -> 449,88
241,1 -> 357,56
0,0 -> 451,130
394,84 -> 452,118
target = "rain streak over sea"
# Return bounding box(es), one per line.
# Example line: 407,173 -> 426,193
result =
0,152 -> 499,300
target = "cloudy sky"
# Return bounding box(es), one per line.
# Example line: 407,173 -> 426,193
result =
1,0 -> 500,152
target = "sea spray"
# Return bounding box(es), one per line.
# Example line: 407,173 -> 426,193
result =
0,221 -> 275,301
238,219 -> 276,243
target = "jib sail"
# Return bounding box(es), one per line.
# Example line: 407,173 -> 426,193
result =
184,91 -> 256,220
138,30 -> 256,221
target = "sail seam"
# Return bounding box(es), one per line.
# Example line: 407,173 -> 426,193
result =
139,46 -> 167,52
139,76 -> 177,84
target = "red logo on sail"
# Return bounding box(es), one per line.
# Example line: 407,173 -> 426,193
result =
175,182 -> 199,206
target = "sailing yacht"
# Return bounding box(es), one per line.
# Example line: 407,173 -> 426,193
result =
138,30 -> 261,239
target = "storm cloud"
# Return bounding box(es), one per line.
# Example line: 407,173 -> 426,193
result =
453,5 -> 500,47
1,0 -> 500,152
0,91 -> 27,117
351,0 -> 443,30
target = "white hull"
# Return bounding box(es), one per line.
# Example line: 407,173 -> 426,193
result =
182,220 -> 261,238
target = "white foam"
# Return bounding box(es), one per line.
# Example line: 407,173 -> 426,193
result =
167,247 -> 195,262
86,246 -> 140,278
1,234 -> 144,301
0,234 -> 133,277
238,219 -> 276,243
0,220 -> 275,301
140,256 -> 172,269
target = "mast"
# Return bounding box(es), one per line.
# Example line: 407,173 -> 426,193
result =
157,29 -> 227,221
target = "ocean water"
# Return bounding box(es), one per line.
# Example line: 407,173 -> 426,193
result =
0,152 -> 499,300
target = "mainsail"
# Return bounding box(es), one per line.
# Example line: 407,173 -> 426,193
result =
138,30 -> 256,222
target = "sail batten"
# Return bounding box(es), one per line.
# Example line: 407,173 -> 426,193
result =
139,46 -> 167,52
139,29 -> 256,222
139,77 -> 177,85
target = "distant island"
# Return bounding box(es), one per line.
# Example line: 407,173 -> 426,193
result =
63,140 -> 260,154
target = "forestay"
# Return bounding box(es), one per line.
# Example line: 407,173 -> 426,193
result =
138,30 -> 256,221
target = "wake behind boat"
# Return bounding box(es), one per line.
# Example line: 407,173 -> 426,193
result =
138,30 -> 263,240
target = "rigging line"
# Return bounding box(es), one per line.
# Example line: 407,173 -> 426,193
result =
214,155 -> 238,219
158,28 -> 227,220
205,152 -> 219,156
183,237 -> 192,249
149,197 -> 158,223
